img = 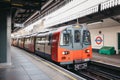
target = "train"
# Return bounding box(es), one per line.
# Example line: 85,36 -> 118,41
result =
11,24 -> 92,69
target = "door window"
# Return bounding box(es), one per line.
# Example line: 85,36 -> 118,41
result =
74,30 -> 80,43
83,30 -> 91,45
60,30 -> 71,46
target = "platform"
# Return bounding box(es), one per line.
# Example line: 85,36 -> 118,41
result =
92,52 -> 120,67
0,46 -> 85,80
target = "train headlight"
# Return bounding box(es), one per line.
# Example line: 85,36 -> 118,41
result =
62,51 -> 69,55
62,52 -> 65,55
84,58 -> 90,61
85,49 -> 90,53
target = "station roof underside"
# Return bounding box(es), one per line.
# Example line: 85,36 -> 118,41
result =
48,5 -> 120,29
0,0 -> 49,32
0,0 -> 120,32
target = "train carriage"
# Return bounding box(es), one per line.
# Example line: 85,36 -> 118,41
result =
35,25 -> 92,69
24,34 -> 35,53
12,24 -> 92,69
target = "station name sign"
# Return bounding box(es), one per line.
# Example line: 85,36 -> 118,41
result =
14,23 -> 24,27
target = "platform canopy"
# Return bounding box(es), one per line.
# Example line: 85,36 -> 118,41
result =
0,0 -> 49,32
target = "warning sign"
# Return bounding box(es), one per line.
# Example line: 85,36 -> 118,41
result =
95,35 -> 104,47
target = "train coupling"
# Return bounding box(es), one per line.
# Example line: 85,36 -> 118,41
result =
74,63 -> 87,70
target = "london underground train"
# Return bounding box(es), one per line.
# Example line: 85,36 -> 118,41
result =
12,24 -> 92,69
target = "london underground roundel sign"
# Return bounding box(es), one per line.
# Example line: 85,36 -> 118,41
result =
95,36 -> 103,45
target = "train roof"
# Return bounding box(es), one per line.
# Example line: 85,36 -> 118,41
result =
36,26 -> 68,37
12,24 -> 88,38
36,25 -> 81,37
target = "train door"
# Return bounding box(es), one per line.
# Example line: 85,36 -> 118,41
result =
73,28 -> 83,59
24,38 -> 27,49
44,34 -> 52,60
35,36 -> 45,57
51,32 -> 60,61
30,37 -> 35,52
18,38 -> 20,47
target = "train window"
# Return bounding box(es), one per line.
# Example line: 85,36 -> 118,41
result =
74,30 -> 80,43
25,38 -> 27,42
83,30 -> 91,45
36,38 -> 41,43
63,34 -> 69,45
41,37 -> 45,41
48,34 -> 52,45
36,37 -> 46,45
60,30 -> 71,46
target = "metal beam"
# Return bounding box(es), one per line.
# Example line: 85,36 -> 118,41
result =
111,17 -> 120,23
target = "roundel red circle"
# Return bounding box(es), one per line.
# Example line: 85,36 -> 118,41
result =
95,36 -> 103,45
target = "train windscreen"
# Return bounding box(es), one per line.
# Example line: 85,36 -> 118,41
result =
60,30 -> 71,46
83,30 -> 91,45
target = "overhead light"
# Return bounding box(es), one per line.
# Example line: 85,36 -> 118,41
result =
14,23 -> 24,27
12,3 -> 23,7
87,20 -> 103,25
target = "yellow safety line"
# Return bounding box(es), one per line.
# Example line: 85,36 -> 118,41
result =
41,60 -> 77,80
12,3 -> 23,7
28,54 -> 77,80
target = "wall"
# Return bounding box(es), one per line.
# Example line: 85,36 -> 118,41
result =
89,26 -> 120,54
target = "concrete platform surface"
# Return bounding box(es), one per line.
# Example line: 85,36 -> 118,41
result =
92,52 -> 120,67
0,46 -> 85,80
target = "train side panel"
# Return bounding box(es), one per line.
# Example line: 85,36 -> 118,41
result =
35,36 -> 45,57
24,38 -> 29,50
18,38 -> 24,48
44,34 -> 52,59
51,32 -> 60,61
24,37 -> 35,53
29,37 -> 35,53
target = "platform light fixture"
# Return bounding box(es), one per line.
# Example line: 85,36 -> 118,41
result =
14,23 -> 24,27
75,18 -> 81,28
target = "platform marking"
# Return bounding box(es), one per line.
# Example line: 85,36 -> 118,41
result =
27,53 -> 77,80
41,60 -> 77,80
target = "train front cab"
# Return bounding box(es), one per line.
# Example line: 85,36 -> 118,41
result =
51,26 -> 92,69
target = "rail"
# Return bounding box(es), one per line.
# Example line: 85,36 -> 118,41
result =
76,61 -> 120,80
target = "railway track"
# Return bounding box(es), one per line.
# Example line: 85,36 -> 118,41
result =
74,61 -> 120,80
